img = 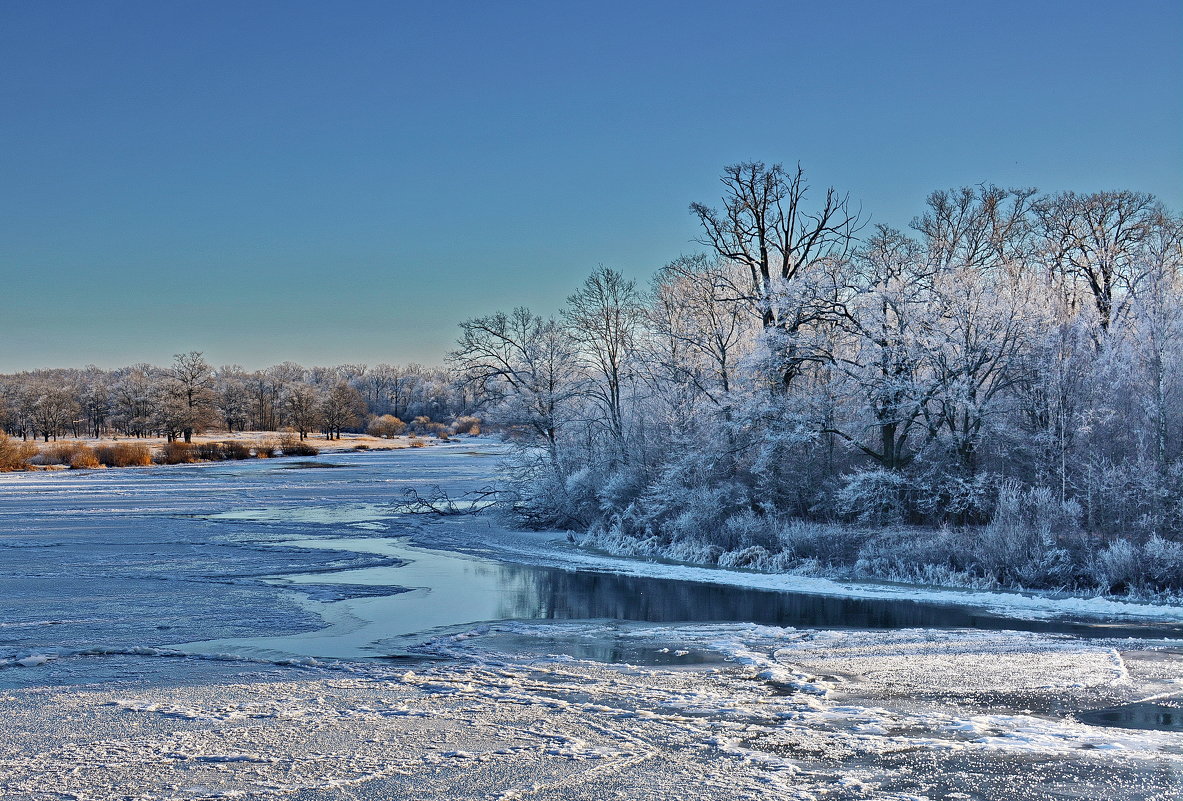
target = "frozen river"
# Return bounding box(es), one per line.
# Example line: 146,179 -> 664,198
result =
1,440 -> 1181,799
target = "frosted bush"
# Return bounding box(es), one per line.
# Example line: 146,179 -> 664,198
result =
717,545 -> 774,569
663,539 -> 724,565
779,519 -> 868,563
598,466 -> 647,513
855,527 -> 957,581
910,469 -> 997,525
836,469 -> 909,526
969,482 -> 1081,586
1141,536 -> 1183,589
658,482 -> 747,545
719,511 -> 778,551
561,467 -> 602,526
1095,539 -> 1141,591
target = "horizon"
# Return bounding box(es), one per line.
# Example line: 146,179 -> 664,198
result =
2,0 -> 1181,372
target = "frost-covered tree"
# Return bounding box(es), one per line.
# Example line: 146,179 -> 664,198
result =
163,352 -> 217,443
320,382 -> 365,440
214,366 -> 252,433
563,267 -> 643,457
460,164 -> 1183,595
691,161 -> 863,387
282,383 -> 322,440
451,307 -> 580,460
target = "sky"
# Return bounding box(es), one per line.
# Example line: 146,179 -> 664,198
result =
1,0 -> 1181,372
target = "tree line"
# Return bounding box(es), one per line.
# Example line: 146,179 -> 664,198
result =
452,163 -> 1183,595
0,356 -> 472,443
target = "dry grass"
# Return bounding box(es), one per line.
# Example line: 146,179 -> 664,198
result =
159,442 -> 196,465
451,416 -> 482,435
278,434 -> 320,456
33,442 -> 102,469
192,441 -> 254,461
68,446 -> 100,469
367,415 -> 406,437
0,432 -> 39,472
95,443 -> 152,467
1,430 -> 443,472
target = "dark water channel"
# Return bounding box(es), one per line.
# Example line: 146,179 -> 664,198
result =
183,534 -> 1183,663
1078,703 -> 1183,732
488,565 -> 1183,641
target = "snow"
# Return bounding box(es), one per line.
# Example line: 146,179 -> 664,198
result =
2,624 -> 1180,799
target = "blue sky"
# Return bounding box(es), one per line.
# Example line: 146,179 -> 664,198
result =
2,0 -> 1180,371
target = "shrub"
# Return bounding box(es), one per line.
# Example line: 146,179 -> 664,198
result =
159,442 -> 196,464
32,442 -> 104,468
194,442 -> 228,461
95,442 -> 152,467
968,482 -> 1081,586
367,415 -> 406,438
836,469 -> 910,526
408,438 -> 427,448
407,415 -> 434,434
782,519 -> 870,564
68,446 -> 101,469
0,432 -> 38,471
450,415 -> 481,435
1142,536 -> 1183,590
718,545 -> 775,569
279,433 -> 320,456
219,441 -> 251,460
255,440 -> 278,458
34,442 -> 79,465
1095,539 -> 1140,593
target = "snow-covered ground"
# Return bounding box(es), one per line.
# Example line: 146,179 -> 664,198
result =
1,441 -> 1180,799
1,624 -> 1180,799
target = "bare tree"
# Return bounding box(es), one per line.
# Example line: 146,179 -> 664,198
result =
283,383 -> 323,440
451,307 -> 580,459
112,365 -> 156,437
927,266 -> 1038,476
164,352 -> 216,443
320,382 -> 365,440
691,162 -> 863,332
79,366 -> 111,438
912,184 -> 1037,272
821,227 -> 941,471
645,254 -> 752,415
1129,211 -> 1183,474
1035,190 -> 1160,335
563,266 -> 643,453
30,382 -> 79,442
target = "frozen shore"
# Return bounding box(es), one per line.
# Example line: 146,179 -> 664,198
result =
2,625 -> 1181,800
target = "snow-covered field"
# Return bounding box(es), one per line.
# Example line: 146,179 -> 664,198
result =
1,441 -> 1180,799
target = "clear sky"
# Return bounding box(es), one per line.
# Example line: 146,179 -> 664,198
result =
2,0 -> 1180,372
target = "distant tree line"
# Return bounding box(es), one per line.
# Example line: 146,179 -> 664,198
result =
453,163 -> 1183,595
0,355 -> 473,443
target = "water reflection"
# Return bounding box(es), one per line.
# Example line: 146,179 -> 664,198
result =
1079,703 -> 1183,732
493,565 -> 1183,639
176,535 -> 1183,661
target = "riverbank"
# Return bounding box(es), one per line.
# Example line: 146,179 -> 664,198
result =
0,430 -> 443,471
